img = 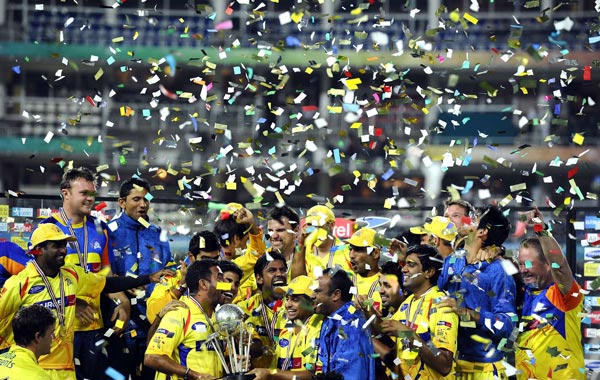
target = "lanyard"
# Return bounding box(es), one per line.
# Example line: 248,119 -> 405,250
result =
260,295 -> 279,346
352,273 -> 379,302
281,318 -> 309,371
188,296 -> 217,333
59,209 -> 89,273
32,261 -> 66,327
406,287 -> 435,330
313,242 -> 339,268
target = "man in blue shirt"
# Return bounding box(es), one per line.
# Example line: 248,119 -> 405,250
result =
108,177 -> 174,380
312,266 -> 375,380
437,205 -> 517,380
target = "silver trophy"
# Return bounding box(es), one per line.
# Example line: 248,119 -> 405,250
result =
209,304 -> 255,380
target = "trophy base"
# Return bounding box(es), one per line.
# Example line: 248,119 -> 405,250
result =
223,372 -> 255,380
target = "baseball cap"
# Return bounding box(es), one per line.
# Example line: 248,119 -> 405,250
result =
345,227 -> 378,248
31,224 -> 76,248
275,275 -> 315,297
421,216 -> 457,241
305,205 -> 335,227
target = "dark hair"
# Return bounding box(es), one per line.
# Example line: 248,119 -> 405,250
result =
268,205 -> 300,228
254,251 -> 288,283
381,260 -> 402,279
519,237 -> 547,264
395,230 -> 422,247
59,167 -> 96,190
214,219 -> 249,248
478,205 -> 510,247
323,267 -> 353,302
218,260 -> 243,281
444,199 -> 476,219
186,259 -> 219,294
189,230 -> 221,256
119,177 -> 151,198
406,244 -> 444,285
381,260 -> 403,289
13,305 -> 56,346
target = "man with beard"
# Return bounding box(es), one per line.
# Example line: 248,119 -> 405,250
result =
311,267 -> 375,380
145,259 -> 224,380
345,227 -> 383,313
249,275 -> 323,380
0,223 -> 173,380
379,245 -> 458,380
515,207 -> 584,380
238,252 -> 288,368
146,230 -> 228,323
41,167 -> 130,380
108,177 -> 174,380
378,261 -> 405,318
266,205 -> 300,282
214,204 -> 266,302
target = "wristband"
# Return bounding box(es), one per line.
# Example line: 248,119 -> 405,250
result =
183,367 -> 190,380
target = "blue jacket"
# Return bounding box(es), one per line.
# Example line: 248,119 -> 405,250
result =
438,252 -> 517,363
108,212 -> 174,296
318,302 -> 376,380
0,242 -> 31,287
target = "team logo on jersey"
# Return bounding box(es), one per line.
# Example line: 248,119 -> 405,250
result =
29,285 -> 45,294
92,240 -> 102,250
157,328 -> 174,338
278,338 -> 290,348
400,303 -> 408,312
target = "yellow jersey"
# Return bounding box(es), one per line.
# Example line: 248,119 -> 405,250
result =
390,286 -> 458,380
0,262 -> 106,372
304,238 -> 352,279
274,314 -> 323,372
231,231 -> 266,303
516,281 -> 585,380
0,345 -> 51,380
352,272 -> 383,313
146,270 -> 182,324
237,293 -> 287,368
145,296 -> 223,379
46,215 -> 112,332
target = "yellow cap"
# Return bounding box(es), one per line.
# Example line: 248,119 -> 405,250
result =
423,216 -> 457,241
345,227 -> 378,248
409,226 -> 428,235
224,202 -> 243,212
305,205 -> 335,227
275,275 -> 315,297
31,224 -> 76,248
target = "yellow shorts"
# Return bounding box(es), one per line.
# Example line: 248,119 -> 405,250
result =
454,359 -> 508,380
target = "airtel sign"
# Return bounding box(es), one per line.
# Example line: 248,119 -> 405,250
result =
300,218 -> 355,239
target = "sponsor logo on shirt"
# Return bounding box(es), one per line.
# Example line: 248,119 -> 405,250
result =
191,322 -> 207,332
28,285 -> 46,294
92,240 -> 102,250
278,338 -> 290,348
157,328 -> 174,338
